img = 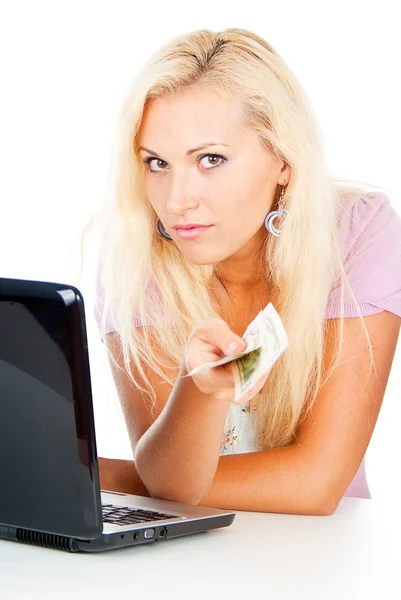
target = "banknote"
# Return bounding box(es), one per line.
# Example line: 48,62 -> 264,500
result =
231,303 -> 288,402
184,302 -> 289,403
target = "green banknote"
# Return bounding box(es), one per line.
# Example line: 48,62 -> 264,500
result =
184,303 -> 288,404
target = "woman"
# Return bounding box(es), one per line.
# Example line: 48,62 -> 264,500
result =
84,28 -> 401,515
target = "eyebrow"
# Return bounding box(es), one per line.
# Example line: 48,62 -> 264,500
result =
137,142 -> 230,158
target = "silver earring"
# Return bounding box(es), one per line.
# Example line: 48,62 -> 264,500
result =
157,218 -> 172,240
264,185 -> 288,237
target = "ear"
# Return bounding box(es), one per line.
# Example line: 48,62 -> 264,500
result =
278,161 -> 291,186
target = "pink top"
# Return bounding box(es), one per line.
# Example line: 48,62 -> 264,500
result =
94,191 -> 401,500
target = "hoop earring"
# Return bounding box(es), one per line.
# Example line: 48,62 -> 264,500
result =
157,219 -> 172,240
264,185 -> 288,237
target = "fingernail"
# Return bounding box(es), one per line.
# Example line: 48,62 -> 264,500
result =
228,341 -> 242,353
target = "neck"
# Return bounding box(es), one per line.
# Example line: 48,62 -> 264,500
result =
210,253 -> 271,334
214,231 -> 269,300
215,269 -> 266,301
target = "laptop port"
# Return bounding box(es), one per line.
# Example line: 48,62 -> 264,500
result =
144,528 -> 155,539
159,528 -> 167,539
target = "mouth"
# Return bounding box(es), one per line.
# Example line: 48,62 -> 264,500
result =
174,225 -> 213,240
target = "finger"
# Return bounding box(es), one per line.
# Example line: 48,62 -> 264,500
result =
191,361 -> 237,396
195,318 -> 246,357
234,370 -> 270,404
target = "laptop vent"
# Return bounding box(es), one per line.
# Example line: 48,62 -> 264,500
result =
16,528 -> 70,551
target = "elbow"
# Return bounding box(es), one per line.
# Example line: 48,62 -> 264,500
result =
306,498 -> 339,516
293,476 -> 341,516
134,446 -> 204,506
149,489 -> 201,505
145,468 -> 206,504
144,478 -> 203,505
146,480 -> 211,506
321,491 -> 341,516
305,487 -> 341,516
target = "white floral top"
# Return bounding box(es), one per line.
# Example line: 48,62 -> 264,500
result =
219,397 -> 260,455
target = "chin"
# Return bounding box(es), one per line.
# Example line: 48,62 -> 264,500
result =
180,250 -> 229,266
184,255 -> 218,266
174,237 -> 235,265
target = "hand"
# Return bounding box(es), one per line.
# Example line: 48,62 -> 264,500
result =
183,318 -> 270,404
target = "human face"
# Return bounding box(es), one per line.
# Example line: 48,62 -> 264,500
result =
137,88 -> 289,276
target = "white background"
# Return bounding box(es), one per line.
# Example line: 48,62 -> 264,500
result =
0,0 -> 400,501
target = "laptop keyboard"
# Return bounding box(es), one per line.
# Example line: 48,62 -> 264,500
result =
102,503 -> 180,526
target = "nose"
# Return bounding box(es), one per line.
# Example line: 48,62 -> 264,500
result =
165,170 -> 200,216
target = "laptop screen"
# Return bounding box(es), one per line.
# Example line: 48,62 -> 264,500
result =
0,278 -> 102,539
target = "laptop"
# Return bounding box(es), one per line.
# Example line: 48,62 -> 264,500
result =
0,276 -> 235,553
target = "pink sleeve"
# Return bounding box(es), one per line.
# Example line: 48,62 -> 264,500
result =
325,192 -> 401,319
93,258 -> 144,342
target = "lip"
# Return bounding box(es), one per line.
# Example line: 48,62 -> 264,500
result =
172,223 -> 210,230
174,225 -> 213,240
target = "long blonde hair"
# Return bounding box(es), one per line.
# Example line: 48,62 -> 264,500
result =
79,27 -> 390,451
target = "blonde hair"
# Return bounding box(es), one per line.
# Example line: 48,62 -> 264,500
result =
79,27 -> 391,451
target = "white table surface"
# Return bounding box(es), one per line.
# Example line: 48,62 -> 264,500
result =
0,496 -> 399,599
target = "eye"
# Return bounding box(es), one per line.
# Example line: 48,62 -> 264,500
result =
199,154 -> 226,169
141,157 -> 166,173
141,153 -> 226,174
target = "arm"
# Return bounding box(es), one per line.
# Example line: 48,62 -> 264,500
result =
105,329 -> 236,505
98,448 -> 330,514
131,319 -> 268,504
134,362 -> 232,504
105,311 -> 400,514
98,457 -> 151,497
199,310 -> 401,514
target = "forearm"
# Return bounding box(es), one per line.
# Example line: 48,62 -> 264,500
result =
98,445 -> 338,515
198,444 -> 339,515
134,364 -> 231,504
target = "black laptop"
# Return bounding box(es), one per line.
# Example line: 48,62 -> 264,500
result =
0,276 -> 235,552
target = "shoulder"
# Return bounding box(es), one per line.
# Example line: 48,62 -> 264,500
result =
326,191 -> 401,319
339,190 -> 401,259
93,258 -> 177,340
